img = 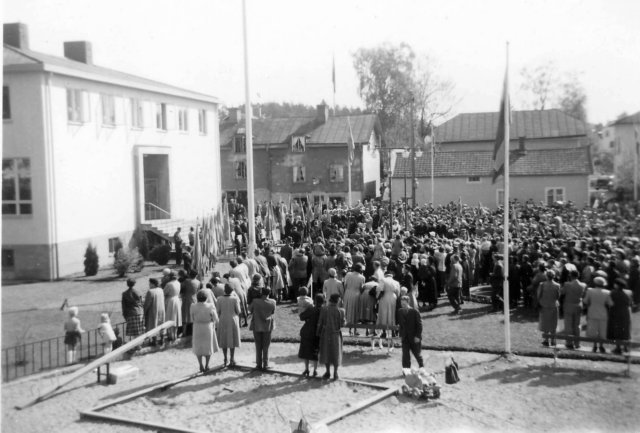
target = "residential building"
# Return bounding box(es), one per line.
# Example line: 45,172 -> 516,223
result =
2,23 -> 222,280
391,109 -> 593,207
604,111 -> 639,188
219,104 -> 381,207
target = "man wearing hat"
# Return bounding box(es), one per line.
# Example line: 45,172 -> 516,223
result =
583,276 -> 614,353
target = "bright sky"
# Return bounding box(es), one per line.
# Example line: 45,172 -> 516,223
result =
4,0 -> 639,125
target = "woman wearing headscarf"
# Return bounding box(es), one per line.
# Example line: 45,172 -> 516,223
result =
317,293 -> 346,380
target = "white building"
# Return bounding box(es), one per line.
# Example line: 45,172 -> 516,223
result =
2,23 -> 222,280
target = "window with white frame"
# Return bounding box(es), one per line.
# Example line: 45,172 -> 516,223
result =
545,187 -> 565,205
329,164 -> 344,182
177,107 -> 189,132
3,86 -> 11,120
234,135 -> 246,153
293,166 -> 306,183
130,98 -> 144,129
291,136 -> 306,152
66,89 -> 90,123
467,176 -> 481,184
101,94 -> 116,126
234,161 -> 247,179
198,109 -> 207,134
2,157 -> 32,215
156,103 -> 167,131
496,189 -> 504,206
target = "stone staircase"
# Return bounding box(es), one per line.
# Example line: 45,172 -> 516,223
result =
141,218 -> 196,245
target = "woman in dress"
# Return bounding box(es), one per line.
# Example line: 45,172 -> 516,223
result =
216,284 -> 241,366
163,272 -> 182,342
299,294 -> 324,377
343,263 -> 365,334
359,276 -> 379,334
317,293 -> 346,380
537,270 -> 560,346
608,278 -> 633,354
122,278 -> 145,342
191,291 -> 219,372
376,266 -> 400,350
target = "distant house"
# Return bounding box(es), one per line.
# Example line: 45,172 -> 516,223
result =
2,23 -> 222,280
219,103 -> 382,207
391,109 -> 593,208
603,111 -> 639,185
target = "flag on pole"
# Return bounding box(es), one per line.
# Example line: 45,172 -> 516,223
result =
347,117 -> 355,165
492,65 -> 510,184
332,54 -> 336,95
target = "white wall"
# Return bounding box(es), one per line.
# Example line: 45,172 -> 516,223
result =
361,131 -> 381,196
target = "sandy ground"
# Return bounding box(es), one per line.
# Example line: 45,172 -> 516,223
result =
3,340 -> 639,433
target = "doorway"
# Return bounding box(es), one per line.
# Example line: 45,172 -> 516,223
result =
143,154 -> 170,220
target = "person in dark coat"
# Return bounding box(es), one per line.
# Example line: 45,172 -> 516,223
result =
608,278 -> 633,354
122,278 -> 145,339
397,295 -> 424,371
248,286 -> 276,370
317,293 -> 346,380
299,294 -> 324,377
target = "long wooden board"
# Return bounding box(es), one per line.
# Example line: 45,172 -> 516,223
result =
312,386 -> 399,428
16,320 -> 175,410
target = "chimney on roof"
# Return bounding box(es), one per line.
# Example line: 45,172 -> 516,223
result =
517,136 -> 527,156
228,107 -> 242,124
4,23 -> 29,50
253,104 -> 262,119
63,41 -> 93,64
316,102 -> 329,124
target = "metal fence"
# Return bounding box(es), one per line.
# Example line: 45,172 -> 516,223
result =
2,321 -> 128,383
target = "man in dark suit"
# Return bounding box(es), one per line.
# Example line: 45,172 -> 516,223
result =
248,286 -> 276,370
397,295 -> 424,371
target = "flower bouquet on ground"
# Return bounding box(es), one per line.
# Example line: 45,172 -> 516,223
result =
401,368 -> 441,400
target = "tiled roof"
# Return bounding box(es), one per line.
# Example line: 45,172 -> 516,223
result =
611,111 -> 640,125
220,114 -> 379,147
435,109 -> 588,143
393,147 -> 592,177
3,44 -> 218,103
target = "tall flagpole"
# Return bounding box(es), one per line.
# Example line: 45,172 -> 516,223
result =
242,0 -> 256,257
502,42 -> 511,354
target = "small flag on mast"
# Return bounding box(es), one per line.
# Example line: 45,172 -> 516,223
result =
492,65 -> 510,184
347,117 -> 355,165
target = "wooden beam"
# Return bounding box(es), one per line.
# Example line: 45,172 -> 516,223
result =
312,386 -> 399,428
80,410 -> 209,433
16,321 -> 175,410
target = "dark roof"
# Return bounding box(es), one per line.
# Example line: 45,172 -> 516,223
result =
220,114 -> 379,147
611,111 -> 640,126
436,109 -> 588,143
393,147 -> 592,177
3,44 -> 218,103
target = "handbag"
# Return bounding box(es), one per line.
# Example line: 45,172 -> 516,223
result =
445,357 -> 460,384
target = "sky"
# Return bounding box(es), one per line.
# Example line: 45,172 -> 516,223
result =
3,0 -> 639,125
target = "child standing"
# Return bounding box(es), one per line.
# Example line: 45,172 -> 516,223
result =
63,306 -> 85,364
98,313 -> 117,355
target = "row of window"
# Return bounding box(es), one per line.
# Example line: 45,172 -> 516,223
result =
233,134 -> 308,153
66,89 -> 208,134
233,162 -> 345,183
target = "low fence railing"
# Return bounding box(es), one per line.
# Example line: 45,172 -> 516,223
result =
2,321 -> 129,383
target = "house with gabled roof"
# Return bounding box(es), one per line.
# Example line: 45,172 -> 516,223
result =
219,103 -> 382,207
391,109 -> 593,208
601,111 -> 639,186
2,23 -> 222,280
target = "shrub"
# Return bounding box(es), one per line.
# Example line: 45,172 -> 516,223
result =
113,238 -> 123,258
149,243 -> 171,266
113,247 -> 143,277
83,242 -> 99,276
128,227 -> 150,260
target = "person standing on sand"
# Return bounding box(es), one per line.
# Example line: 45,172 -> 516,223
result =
144,278 -> 165,346
164,272 -> 182,342
397,295 -> 425,373
63,306 -> 85,364
122,278 -> 145,343
249,286 -> 276,370
217,284 -> 241,367
299,294 -> 324,377
191,291 -> 219,373
317,293 -> 346,380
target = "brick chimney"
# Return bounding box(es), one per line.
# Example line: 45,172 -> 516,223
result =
228,108 -> 242,124
4,23 -> 29,50
316,103 -> 329,124
63,41 -> 93,64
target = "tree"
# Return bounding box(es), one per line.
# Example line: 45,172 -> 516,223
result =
519,62 -> 556,110
557,73 -> 587,122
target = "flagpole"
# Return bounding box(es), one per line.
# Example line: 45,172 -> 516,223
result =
242,0 -> 257,258
332,53 -> 336,114
634,122 -> 638,201
347,117 -> 353,207
502,42 -> 511,354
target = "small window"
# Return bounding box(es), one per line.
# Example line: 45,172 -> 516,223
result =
291,136 -> 306,152
293,166 -> 306,183
234,135 -> 246,153
67,89 -> 90,123
329,164 -> 344,182
198,109 -> 207,134
156,103 -> 167,131
234,161 -> 247,179
130,98 -> 144,129
2,249 -> 15,268
467,176 -> 481,184
101,94 -> 116,126
178,107 -> 189,132
108,237 -> 122,254
496,188 -> 504,206
3,86 -> 11,120
2,157 -> 32,215
545,187 -> 565,205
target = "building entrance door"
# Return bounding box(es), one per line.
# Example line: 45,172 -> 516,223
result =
143,154 -> 171,220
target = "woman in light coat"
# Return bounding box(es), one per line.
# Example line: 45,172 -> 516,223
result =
216,283 -> 241,366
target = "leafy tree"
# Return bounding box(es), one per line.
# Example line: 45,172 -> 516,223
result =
557,73 -> 587,122
519,62 -> 556,110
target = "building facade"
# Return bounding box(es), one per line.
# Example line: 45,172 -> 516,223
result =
2,23 -> 222,280
391,109 -> 593,208
219,104 -> 381,207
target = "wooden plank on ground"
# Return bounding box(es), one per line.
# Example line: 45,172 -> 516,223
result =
312,386 -> 398,428
16,320 -> 175,410
80,410 -> 209,433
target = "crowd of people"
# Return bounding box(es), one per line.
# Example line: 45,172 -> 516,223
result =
104,198 -> 639,373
